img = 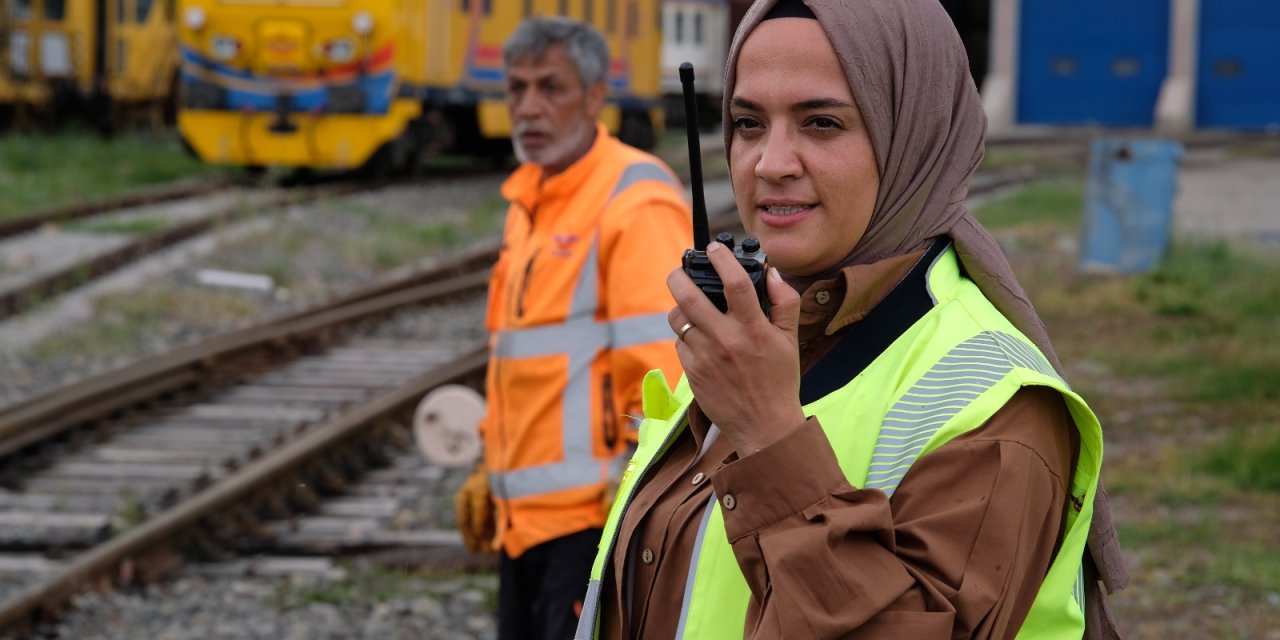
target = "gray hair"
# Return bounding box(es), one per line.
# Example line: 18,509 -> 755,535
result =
503,17 -> 609,88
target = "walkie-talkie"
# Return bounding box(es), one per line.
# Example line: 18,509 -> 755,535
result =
678,62 -> 770,315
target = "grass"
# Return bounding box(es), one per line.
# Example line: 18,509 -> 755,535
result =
338,194 -> 506,271
971,177 -> 1085,229
1196,424 -> 1280,491
978,176 -> 1280,634
979,147 -> 1034,171
64,217 -> 170,236
0,129 -> 223,222
28,287 -> 259,360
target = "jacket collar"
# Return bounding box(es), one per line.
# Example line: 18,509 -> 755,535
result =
798,239 -> 950,404
500,122 -> 611,215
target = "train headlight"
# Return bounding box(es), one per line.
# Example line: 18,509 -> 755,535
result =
325,39 -> 356,64
184,7 -> 206,30
211,35 -> 241,61
352,12 -> 374,36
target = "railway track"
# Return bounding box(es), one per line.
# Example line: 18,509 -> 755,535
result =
0,166 -> 1043,635
0,238 -> 505,634
0,169 -> 497,322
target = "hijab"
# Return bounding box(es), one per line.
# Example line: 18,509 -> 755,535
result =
723,0 -> 1129,620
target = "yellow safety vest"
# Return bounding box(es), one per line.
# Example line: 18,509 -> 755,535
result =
577,244 -> 1102,639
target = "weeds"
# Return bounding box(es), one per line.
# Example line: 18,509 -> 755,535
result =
0,129 -> 223,221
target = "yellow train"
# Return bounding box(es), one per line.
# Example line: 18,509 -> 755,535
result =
175,0 -> 666,173
0,0 -> 179,129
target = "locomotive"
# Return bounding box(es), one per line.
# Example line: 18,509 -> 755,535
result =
175,0 -> 667,174
0,0 -> 180,129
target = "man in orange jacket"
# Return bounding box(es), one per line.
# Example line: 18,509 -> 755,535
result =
454,16 -> 691,640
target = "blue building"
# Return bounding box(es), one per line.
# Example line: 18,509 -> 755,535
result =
981,0 -> 1280,133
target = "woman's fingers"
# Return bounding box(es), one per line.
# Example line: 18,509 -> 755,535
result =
704,242 -> 765,318
765,267 -> 801,337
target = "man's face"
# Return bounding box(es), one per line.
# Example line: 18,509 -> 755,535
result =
505,44 -> 606,175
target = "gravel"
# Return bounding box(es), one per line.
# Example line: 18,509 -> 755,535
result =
37,569 -> 499,640
0,174 -> 505,407
0,175 -> 507,639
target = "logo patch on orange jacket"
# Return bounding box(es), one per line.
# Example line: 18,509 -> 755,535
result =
551,233 -> 579,258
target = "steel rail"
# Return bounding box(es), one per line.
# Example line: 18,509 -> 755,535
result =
0,265 -> 492,459
0,347 -> 487,631
0,179 -> 233,240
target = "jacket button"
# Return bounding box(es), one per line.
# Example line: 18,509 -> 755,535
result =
722,494 -> 736,510
691,472 -> 705,485
642,548 -> 655,564
815,290 -> 831,304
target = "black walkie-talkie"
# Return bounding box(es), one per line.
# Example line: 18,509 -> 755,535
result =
678,62 -> 770,315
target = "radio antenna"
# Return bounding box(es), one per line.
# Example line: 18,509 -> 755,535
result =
678,62 -> 710,250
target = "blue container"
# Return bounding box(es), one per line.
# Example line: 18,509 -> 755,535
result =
1079,139 -> 1183,274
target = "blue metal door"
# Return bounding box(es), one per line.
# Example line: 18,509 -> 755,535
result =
1018,0 -> 1169,126
1197,0 -> 1280,129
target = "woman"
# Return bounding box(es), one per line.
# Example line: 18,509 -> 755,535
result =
574,0 -> 1126,638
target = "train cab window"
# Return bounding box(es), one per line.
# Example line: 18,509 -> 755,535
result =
483,0 -> 491,15
10,0 -> 32,21
626,1 -> 637,37
43,0 -> 65,20
137,0 -> 154,22
584,0 -> 593,25
606,0 -> 616,33
674,11 -> 683,44
522,0 -> 531,17
558,0 -> 568,16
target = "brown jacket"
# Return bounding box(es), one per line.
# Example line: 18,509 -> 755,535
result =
599,249 -> 1085,639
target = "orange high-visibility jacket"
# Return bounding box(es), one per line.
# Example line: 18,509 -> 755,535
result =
481,124 -> 691,558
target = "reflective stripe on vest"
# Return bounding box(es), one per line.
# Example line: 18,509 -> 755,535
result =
866,330 -> 1063,496
489,161 -> 678,501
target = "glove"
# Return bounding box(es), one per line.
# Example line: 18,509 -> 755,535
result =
455,465 -> 496,554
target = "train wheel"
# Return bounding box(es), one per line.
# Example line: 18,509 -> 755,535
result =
361,143 -> 395,180
239,165 -> 268,187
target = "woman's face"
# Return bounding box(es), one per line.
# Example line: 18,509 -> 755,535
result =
729,18 -> 880,277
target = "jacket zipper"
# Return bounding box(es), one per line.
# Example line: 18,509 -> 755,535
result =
515,248 -> 539,319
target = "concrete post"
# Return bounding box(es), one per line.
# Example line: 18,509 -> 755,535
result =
981,0 -> 1019,135
1155,0 -> 1199,132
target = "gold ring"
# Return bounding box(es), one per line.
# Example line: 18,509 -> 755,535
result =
677,322 -> 695,342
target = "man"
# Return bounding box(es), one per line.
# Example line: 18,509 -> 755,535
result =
454,16 -> 692,640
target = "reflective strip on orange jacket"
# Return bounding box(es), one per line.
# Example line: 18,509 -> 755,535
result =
481,124 -> 691,558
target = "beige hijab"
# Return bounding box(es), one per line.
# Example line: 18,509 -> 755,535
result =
723,0 -> 1127,627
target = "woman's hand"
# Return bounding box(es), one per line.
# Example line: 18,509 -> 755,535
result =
667,241 -> 806,455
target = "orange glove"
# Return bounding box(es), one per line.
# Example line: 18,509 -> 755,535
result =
455,465 -> 496,554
